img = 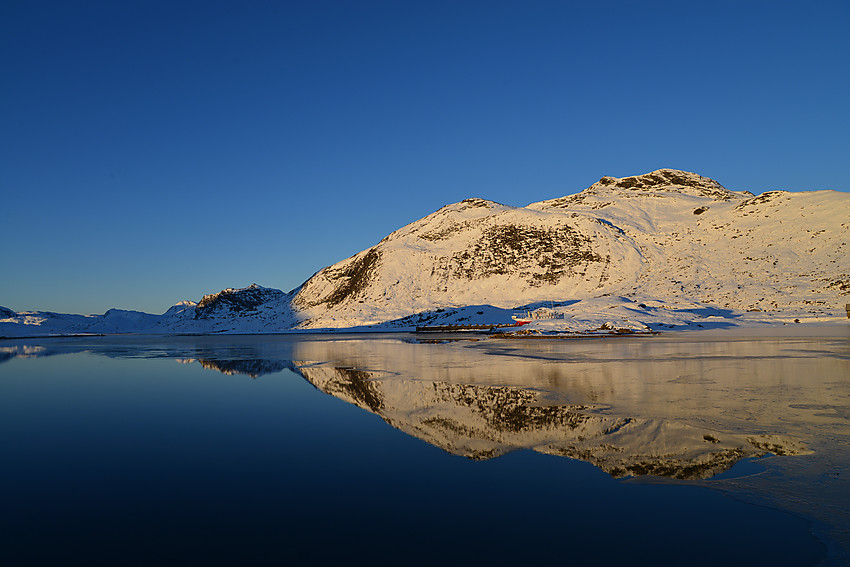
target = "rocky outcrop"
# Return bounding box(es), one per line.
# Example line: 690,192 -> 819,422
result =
195,284 -> 287,319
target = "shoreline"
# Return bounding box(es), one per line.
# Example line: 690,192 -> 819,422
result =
2,321 -> 848,342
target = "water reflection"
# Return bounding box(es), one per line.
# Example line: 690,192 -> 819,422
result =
4,333 -> 844,481
292,361 -> 809,479
2,332 -> 849,561
287,333 -> 850,558
180,358 -> 291,378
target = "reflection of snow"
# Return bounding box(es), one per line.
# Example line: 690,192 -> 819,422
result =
0,345 -> 47,358
295,362 -> 810,479
287,333 -> 850,551
5,332 -> 849,554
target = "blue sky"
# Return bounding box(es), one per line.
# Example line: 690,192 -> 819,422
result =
2,0 -> 848,315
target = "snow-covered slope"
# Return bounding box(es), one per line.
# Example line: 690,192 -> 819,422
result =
157,284 -> 298,333
2,169 -> 847,337
292,197 -> 641,327
0,307 -> 164,337
292,169 -> 848,329
0,284 -> 301,337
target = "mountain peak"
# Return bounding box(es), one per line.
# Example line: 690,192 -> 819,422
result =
592,169 -> 745,200
530,169 -> 751,211
195,284 -> 286,319
161,300 -> 197,317
438,197 -> 510,214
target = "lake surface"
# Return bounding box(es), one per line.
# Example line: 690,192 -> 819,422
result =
1,332 -> 848,566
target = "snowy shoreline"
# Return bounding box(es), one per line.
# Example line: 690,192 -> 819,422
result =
2,320 -> 847,341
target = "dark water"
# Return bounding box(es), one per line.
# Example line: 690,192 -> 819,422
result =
1,333 -> 847,566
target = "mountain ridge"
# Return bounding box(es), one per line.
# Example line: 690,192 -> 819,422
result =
2,169 -> 847,336
289,169 -> 847,328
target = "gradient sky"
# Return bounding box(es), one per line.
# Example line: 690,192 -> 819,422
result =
2,0 -> 849,315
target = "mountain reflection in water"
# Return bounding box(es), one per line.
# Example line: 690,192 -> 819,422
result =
291,333 -> 850,558
292,362 -> 808,479
2,334 -> 843,482
2,331 -> 848,560
185,358 -> 290,378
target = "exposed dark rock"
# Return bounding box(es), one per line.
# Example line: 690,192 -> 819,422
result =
448,224 -> 605,286
735,191 -> 787,210
596,169 -> 737,200
303,248 -> 382,308
319,366 -> 384,412
615,447 -> 748,480
459,198 -> 494,209
195,284 -> 285,319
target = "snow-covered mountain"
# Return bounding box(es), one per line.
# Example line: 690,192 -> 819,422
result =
292,169 -> 848,329
0,284 -> 297,337
2,169 -> 847,336
0,306 -> 165,336
159,284 -> 298,334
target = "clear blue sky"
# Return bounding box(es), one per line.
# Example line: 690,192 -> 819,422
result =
2,0 -> 848,315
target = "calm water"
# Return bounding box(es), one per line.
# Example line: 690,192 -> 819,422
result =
1,332 -> 848,566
